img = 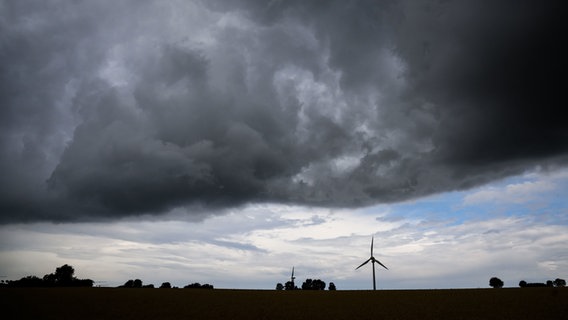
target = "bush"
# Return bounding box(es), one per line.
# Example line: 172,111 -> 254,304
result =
519,280 -> 547,288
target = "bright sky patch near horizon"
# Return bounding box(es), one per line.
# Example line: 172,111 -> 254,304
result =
2,168 -> 567,289
1,1 -> 566,289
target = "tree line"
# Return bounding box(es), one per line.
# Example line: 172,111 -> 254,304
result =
118,279 -> 214,289
0,264 -> 214,289
0,264 -> 93,288
275,279 -> 336,291
489,276 -> 566,288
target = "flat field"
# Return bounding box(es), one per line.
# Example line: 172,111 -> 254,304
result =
1,287 -> 566,319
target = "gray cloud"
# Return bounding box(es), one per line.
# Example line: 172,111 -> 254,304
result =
1,0 -> 566,223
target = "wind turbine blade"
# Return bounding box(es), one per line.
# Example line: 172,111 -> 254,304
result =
376,260 -> 388,270
371,236 -> 374,256
292,266 -> 294,277
356,258 -> 371,270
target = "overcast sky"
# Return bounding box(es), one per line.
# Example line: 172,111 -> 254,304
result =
1,0 -> 566,289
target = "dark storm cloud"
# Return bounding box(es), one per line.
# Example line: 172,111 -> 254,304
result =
1,0 -> 566,223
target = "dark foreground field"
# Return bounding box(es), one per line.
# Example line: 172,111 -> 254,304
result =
2,287 -> 566,319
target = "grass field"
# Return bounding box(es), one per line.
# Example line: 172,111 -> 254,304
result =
2,287 -> 566,319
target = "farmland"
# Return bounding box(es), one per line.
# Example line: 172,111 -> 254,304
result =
1,287 -> 566,319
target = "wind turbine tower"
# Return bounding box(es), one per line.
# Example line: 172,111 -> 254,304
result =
356,236 -> 388,290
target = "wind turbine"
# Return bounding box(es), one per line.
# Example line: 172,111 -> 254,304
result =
290,266 -> 295,287
355,236 -> 388,290
284,266 -> 296,290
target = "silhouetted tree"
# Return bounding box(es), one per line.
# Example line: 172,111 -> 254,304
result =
160,282 -> 172,288
546,280 -> 554,287
54,264 -> 75,285
7,264 -> 92,288
73,279 -> 94,287
120,279 -> 144,288
42,273 -> 57,286
302,279 -> 326,290
530,283 -> 547,287
553,278 -> 566,287
301,279 -> 311,290
489,277 -> 504,288
12,276 -> 43,287
276,283 -> 284,290
284,281 -> 297,290
519,281 -> 547,288
121,279 -> 135,288
328,282 -> 336,290
184,282 -> 214,289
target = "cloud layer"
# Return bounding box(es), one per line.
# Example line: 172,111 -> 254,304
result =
1,0 -> 566,222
